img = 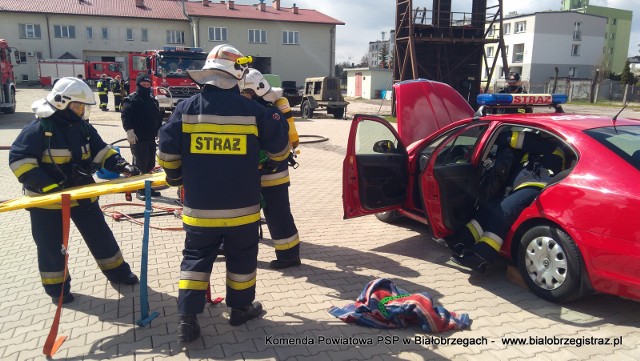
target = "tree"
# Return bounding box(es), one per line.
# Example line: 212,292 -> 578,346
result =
358,55 -> 369,67
335,61 -> 352,83
378,43 -> 389,68
620,60 -> 637,85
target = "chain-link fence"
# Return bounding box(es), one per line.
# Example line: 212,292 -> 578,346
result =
488,79 -> 639,103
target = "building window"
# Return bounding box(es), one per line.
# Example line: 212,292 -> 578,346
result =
604,32 -> 607,39
512,43 -> 524,63
486,47 -> 494,57
282,31 -> 299,45
141,29 -> 148,42
515,21 -> 526,33
503,23 -> 511,34
248,29 -> 267,44
19,24 -> 42,39
54,25 -> 76,39
487,25 -> 497,37
612,18 -> 617,25
610,33 -> 615,40
101,27 -> 109,40
608,47 -> 614,54
166,30 -> 184,44
126,28 -> 134,41
573,22 -> 581,41
208,27 -> 227,42
571,44 -> 580,56
86,27 -> 93,39
18,51 -> 27,63
569,67 -> 577,77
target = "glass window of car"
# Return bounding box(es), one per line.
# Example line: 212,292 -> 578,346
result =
434,124 -> 489,166
355,119 -> 402,156
584,126 -> 640,171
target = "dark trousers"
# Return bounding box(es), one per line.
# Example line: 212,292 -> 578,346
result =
452,187 -> 541,262
29,201 -> 133,297
98,94 -> 108,110
178,225 -> 259,314
114,95 -> 123,111
131,140 -> 157,173
262,184 -> 299,260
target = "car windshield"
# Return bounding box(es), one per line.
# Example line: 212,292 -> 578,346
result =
157,54 -> 206,78
584,125 -> 640,171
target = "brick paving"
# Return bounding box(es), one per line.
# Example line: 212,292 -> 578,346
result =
0,87 -> 639,360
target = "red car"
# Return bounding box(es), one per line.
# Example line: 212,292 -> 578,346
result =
343,79 -> 640,303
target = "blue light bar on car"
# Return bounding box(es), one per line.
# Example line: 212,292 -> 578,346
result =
477,93 -> 568,106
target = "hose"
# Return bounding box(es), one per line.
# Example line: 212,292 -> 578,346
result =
298,134 -> 329,144
100,202 -> 183,231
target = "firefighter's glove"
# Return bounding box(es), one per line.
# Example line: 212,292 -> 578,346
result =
165,175 -> 183,187
115,161 -> 142,177
126,129 -> 138,145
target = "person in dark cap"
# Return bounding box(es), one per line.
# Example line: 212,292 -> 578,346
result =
497,72 -> 531,114
121,72 -> 163,200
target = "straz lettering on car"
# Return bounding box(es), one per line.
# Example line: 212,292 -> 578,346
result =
190,134 -> 247,155
512,94 -> 552,105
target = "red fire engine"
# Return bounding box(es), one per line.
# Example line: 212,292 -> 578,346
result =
38,59 -> 123,86
0,39 -> 18,114
128,46 -> 207,112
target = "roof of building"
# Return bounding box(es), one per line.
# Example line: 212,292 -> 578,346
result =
185,1 -> 343,25
0,0 -> 187,20
0,0 -> 343,24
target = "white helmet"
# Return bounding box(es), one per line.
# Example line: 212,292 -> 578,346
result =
187,44 -> 252,87
242,69 -> 271,97
32,77 -> 96,118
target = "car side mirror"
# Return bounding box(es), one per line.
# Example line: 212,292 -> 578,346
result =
373,140 -> 396,154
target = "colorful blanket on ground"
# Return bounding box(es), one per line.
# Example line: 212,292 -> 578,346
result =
328,278 -> 472,333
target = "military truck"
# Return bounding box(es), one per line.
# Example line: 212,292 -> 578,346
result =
300,76 -> 348,119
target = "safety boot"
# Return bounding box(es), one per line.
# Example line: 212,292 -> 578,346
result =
110,273 -> 139,285
177,314 -> 201,343
229,302 -> 263,326
269,257 -> 301,270
450,250 -> 488,274
51,292 -> 74,305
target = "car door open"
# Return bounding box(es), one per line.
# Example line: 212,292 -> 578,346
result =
343,115 -> 408,219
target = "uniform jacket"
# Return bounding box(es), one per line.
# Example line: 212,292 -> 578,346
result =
9,111 -> 123,206
121,92 -> 162,141
96,79 -> 109,94
157,85 -> 290,233
111,80 -> 126,97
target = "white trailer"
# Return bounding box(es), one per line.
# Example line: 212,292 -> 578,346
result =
38,60 -> 86,86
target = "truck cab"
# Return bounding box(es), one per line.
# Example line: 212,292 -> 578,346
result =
129,46 -> 207,113
0,39 -> 18,114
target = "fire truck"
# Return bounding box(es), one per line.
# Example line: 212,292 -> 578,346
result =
38,59 -> 123,86
0,39 -> 18,114
128,46 -> 207,113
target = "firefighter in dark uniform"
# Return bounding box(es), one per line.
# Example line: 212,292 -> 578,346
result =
111,75 -> 126,112
9,77 -> 141,304
447,130 -> 567,273
157,44 -> 290,343
96,74 -> 110,111
496,72 -> 531,114
241,69 -> 301,269
121,73 -> 163,200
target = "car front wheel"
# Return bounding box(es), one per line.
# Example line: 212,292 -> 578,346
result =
517,225 -> 583,303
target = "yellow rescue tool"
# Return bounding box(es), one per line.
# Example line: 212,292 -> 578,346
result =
0,172 -> 167,213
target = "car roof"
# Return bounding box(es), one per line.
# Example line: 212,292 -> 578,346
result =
477,112 -> 640,133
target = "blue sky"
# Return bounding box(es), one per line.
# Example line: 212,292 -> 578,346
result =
292,0 -> 639,64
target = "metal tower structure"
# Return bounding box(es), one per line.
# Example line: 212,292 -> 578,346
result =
394,0 -> 508,107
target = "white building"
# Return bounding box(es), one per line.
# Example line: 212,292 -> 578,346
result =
0,0 -> 343,86
345,67 -> 392,99
367,30 -> 394,68
483,11 -> 606,92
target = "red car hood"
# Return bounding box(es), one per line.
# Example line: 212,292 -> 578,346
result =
394,80 -> 474,146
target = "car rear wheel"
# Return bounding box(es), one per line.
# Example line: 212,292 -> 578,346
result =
517,225 -> 583,302
332,107 -> 344,119
375,211 -> 401,223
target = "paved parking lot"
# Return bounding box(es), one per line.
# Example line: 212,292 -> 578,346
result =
0,87 -> 639,360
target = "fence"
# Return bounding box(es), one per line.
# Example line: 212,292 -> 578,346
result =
490,79 -> 639,103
